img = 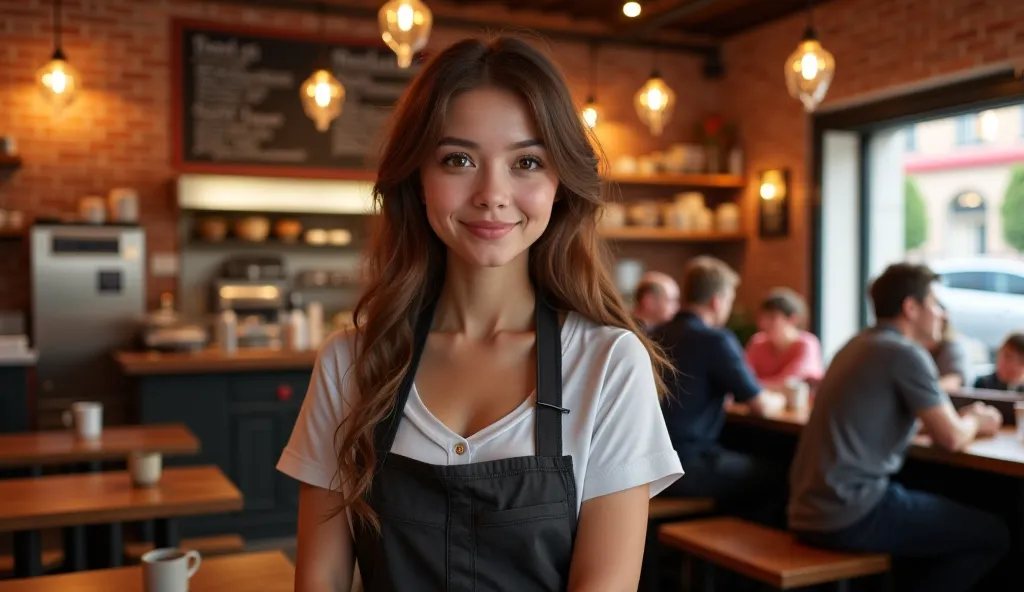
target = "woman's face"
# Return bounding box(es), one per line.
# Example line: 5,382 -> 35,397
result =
757,310 -> 794,340
419,86 -> 560,269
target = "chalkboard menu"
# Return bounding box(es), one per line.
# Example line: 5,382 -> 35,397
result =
173,21 -> 421,176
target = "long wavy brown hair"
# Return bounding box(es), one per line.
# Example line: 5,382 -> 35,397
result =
336,36 -> 673,529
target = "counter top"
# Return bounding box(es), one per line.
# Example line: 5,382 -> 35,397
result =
0,350 -> 37,366
114,348 -> 318,375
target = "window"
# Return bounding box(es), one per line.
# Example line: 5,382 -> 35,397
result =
1000,273 -> 1024,296
943,271 -> 996,292
954,114 -> 979,145
905,125 -> 916,152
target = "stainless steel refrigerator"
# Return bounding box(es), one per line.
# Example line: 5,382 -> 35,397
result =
30,222 -> 145,428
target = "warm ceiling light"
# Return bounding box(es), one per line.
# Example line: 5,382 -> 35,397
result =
379,0 -> 433,68
300,69 -> 346,132
785,2 -> 834,112
623,2 -> 642,18
634,71 -> 675,136
581,98 -> 599,128
38,0 -> 80,115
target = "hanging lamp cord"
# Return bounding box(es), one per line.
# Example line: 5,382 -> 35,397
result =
53,0 -> 63,53
588,43 -> 597,101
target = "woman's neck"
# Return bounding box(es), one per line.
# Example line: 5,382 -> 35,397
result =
771,325 -> 800,350
434,251 -> 535,339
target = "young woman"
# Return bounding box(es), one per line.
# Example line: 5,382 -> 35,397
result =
277,37 -> 683,591
745,288 -> 824,391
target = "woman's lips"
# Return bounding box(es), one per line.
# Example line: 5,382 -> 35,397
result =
461,221 -> 517,239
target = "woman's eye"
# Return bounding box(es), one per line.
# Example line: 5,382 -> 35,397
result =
515,155 -> 543,170
441,153 -> 473,168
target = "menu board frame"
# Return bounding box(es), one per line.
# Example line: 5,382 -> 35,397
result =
171,19 -> 410,181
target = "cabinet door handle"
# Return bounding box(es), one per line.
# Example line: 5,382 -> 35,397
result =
277,384 -> 293,401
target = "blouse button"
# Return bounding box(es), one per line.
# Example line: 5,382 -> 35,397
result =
454,443 -> 467,456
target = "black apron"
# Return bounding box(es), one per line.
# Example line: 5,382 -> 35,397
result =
354,297 -> 578,591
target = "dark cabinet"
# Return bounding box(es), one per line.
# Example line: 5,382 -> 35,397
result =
136,370 -> 309,540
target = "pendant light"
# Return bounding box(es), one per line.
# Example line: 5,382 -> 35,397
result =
580,44 -> 600,129
300,3 -> 346,132
634,51 -> 675,136
37,0 -> 81,116
784,0 -> 835,112
379,0 -> 433,69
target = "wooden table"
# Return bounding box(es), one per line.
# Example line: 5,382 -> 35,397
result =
0,424 -> 199,469
0,550 -> 293,591
0,466 -> 243,577
115,348 -> 317,375
725,406 -> 1024,477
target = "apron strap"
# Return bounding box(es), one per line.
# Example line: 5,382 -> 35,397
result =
372,297 -> 437,468
534,298 -> 565,458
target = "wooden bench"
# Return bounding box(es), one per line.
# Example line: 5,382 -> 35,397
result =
640,498 -> 716,592
0,550 -> 63,576
659,517 -> 890,590
124,534 -> 246,563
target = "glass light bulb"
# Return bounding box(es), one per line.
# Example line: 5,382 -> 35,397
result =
379,0 -> 433,69
37,56 -> 81,114
623,2 -> 642,18
300,69 -> 346,132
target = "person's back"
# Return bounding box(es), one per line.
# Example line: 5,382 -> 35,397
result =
789,325 -> 938,531
656,312 -> 756,454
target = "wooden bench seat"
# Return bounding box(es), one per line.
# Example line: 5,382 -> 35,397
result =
0,550 -> 63,576
649,497 -> 715,520
659,517 -> 890,590
124,534 -> 246,563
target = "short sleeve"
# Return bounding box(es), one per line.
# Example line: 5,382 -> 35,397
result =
581,332 -> 683,502
894,343 -> 948,412
710,331 -> 762,403
276,332 -> 355,491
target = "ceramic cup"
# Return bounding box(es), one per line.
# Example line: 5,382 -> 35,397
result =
784,379 -> 810,412
129,451 -> 163,487
62,401 -> 103,440
141,548 -> 201,592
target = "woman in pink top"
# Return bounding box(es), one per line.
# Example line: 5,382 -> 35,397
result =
745,288 -> 824,390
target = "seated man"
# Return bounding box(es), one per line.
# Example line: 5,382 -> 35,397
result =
789,263 -> 1009,592
974,332 -> 1024,392
631,271 -> 680,333
652,256 -> 786,525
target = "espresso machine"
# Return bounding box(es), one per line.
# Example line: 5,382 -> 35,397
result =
212,255 -> 290,348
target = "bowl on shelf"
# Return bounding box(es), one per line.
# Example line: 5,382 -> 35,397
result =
274,219 -> 303,243
234,216 -> 270,242
197,217 -> 228,242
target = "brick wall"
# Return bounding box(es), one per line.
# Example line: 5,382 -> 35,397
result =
0,0 -> 725,314
721,0 -> 1024,309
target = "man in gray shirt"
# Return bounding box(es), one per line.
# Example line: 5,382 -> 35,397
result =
788,263 -> 1009,592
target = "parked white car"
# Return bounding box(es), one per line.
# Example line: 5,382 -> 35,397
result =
928,257 -> 1024,354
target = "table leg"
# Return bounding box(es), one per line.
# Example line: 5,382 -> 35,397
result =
154,519 -> 179,549
62,526 -> 86,571
13,530 -> 41,578
84,523 -> 123,570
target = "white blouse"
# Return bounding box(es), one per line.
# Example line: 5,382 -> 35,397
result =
277,311 -> 683,516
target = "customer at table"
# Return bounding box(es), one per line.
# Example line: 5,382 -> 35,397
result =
631,271 -> 680,333
974,332 -> 1024,392
928,306 -> 970,391
652,256 -> 786,523
744,287 -> 824,391
789,262 -> 1009,592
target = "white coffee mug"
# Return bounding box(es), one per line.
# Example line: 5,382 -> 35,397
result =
129,451 -> 163,487
62,402 -> 103,440
784,379 -> 810,412
141,548 -> 201,592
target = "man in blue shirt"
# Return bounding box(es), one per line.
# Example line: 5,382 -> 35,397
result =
652,256 -> 786,523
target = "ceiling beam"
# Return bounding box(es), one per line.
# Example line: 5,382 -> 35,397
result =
625,0 -> 746,38
211,0 -> 719,55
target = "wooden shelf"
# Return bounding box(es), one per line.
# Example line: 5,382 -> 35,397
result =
185,239 -> 356,250
0,155 -> 22,169
600,227 -> 746,242
604,173 -> 745,189
0,229 -> 24,241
